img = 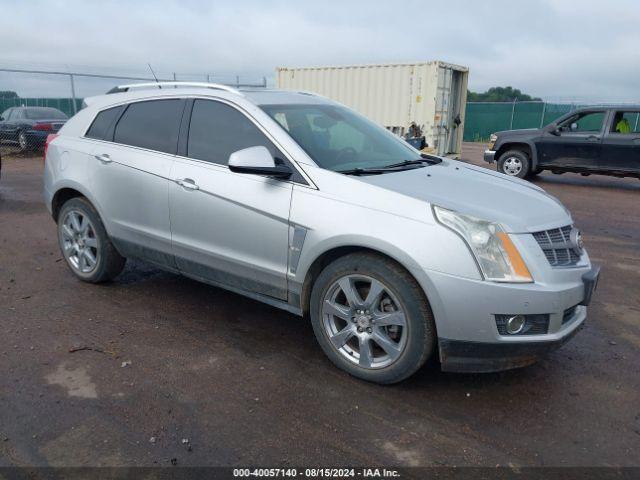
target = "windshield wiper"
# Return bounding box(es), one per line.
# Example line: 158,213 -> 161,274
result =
338,155 -> 442,176
337,167 -> 392,176
382,155 -> 442,169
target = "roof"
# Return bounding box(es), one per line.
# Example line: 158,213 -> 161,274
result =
83,85 -> 334,110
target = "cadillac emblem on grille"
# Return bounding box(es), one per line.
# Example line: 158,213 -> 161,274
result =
569,228 -> 584,256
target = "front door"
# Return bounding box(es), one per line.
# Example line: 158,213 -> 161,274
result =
600,110 -> 640,173
169,99 -> 293,300
536,110 -> 606,170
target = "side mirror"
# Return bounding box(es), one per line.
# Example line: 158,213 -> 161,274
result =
570,122 -> 578,131
228,146 -> 292,179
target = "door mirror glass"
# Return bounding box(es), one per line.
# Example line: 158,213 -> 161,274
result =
228,146 -> 292,179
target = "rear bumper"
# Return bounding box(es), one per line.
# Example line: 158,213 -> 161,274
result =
483,149 -> 496,163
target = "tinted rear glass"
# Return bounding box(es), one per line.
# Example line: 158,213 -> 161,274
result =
24,107 -> 68,120
114,99 -> 183,154
85,106 -> 123,140
187,99 -> 279,165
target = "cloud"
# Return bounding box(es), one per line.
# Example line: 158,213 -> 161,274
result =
0,0 -> 638,101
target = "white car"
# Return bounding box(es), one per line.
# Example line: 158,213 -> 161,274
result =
43,82 -> 599,383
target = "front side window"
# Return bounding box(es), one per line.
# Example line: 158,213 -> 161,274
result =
610,111 -> 640,134
559,111 -> 605,133
260,104 -> 421,172
114,99 -> 183,154
187,99 -> 282,165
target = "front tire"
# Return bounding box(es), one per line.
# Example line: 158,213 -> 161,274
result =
57,197 -> 126,283
310,252 -> 436,384
497,150 -> 530,178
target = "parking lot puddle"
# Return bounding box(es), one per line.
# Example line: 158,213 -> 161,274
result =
45,362 -> 98,399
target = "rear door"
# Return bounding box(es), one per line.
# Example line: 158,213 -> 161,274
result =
536,110 -> 605,169
88,98 -> 185,268
600,110 -> 640,173
169,98 -> 293,300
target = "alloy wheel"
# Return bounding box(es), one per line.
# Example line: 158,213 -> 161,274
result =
321,274 -> 408,369
60,210 -> 100,274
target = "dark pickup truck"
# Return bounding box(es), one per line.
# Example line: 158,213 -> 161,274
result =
484,106 -> 640,179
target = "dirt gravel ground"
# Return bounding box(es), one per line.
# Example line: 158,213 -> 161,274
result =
0,143 -> 638,469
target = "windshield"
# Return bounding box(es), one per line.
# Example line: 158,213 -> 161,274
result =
25,107 -> 68,120
260,104 -> 422,172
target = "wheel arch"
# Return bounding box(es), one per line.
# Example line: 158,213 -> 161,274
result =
297,240 -> 440,327
51,182 -> 105,224
496,141 -> 539,170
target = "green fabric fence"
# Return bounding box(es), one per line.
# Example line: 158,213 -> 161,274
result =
463,102 -> 580,142
0,97 -> 83,117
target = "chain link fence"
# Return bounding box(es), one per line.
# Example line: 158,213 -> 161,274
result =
0,67 -> 267,157
463,101 -> 584,142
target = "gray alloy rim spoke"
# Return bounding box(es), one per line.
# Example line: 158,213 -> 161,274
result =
330,325 -> 355,349
373,310 -> 406,327
371,330 -> 402,360
338,277 -> 362,307
321,274 -> 408,370
84,237 -> 98,248
323,299 -> 351,321
358,337 -> 373,367
364,279 -> 385,308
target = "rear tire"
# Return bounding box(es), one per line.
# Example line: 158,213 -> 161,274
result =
57,197 -> 126,283
497,150 -> 530,178
310,252 -> 436,384
18,130 -> 30,152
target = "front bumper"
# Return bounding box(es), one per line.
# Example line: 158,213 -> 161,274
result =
423,265 -> 600,373
483,149 -> 496,163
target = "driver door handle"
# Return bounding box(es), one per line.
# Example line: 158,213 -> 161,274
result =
94,153 -> 112,163
586,135 -> 600,142
175,178 -> 199,190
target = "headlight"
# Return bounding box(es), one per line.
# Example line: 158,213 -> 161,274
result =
488,133 -> 498,150
433,206 -> 533,283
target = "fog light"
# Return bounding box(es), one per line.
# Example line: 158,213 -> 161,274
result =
506,315 -> 526,334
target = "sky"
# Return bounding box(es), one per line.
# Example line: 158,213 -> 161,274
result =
1,0 -> 639,102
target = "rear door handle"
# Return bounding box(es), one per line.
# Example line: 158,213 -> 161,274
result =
94,153 -> 112,163
175,178 -> 199,190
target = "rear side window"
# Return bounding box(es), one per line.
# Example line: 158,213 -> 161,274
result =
114,99 -> 183,154
85,106 -> 123,140
187,99 -> 281,165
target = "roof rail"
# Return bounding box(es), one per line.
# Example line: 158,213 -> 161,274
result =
106,82 -> 243,96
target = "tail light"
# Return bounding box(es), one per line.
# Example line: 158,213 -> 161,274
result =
34,123 -> 54,131
44,134 -> 59,162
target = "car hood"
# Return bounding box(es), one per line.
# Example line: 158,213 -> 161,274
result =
357,160 -> 572,233
495,128 -> 541,137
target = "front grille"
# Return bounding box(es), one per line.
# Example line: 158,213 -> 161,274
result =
532,225 -> 580,267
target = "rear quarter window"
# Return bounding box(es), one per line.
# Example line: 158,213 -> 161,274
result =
113,99 -> 184,154
85,106 -> 124,140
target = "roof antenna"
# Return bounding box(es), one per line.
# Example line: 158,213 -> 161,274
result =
147,63 -> 160,88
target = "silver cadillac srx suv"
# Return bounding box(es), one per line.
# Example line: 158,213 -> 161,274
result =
43,82 -> 600,383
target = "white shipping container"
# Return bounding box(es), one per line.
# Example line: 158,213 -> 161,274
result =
276,61 -> 469,157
